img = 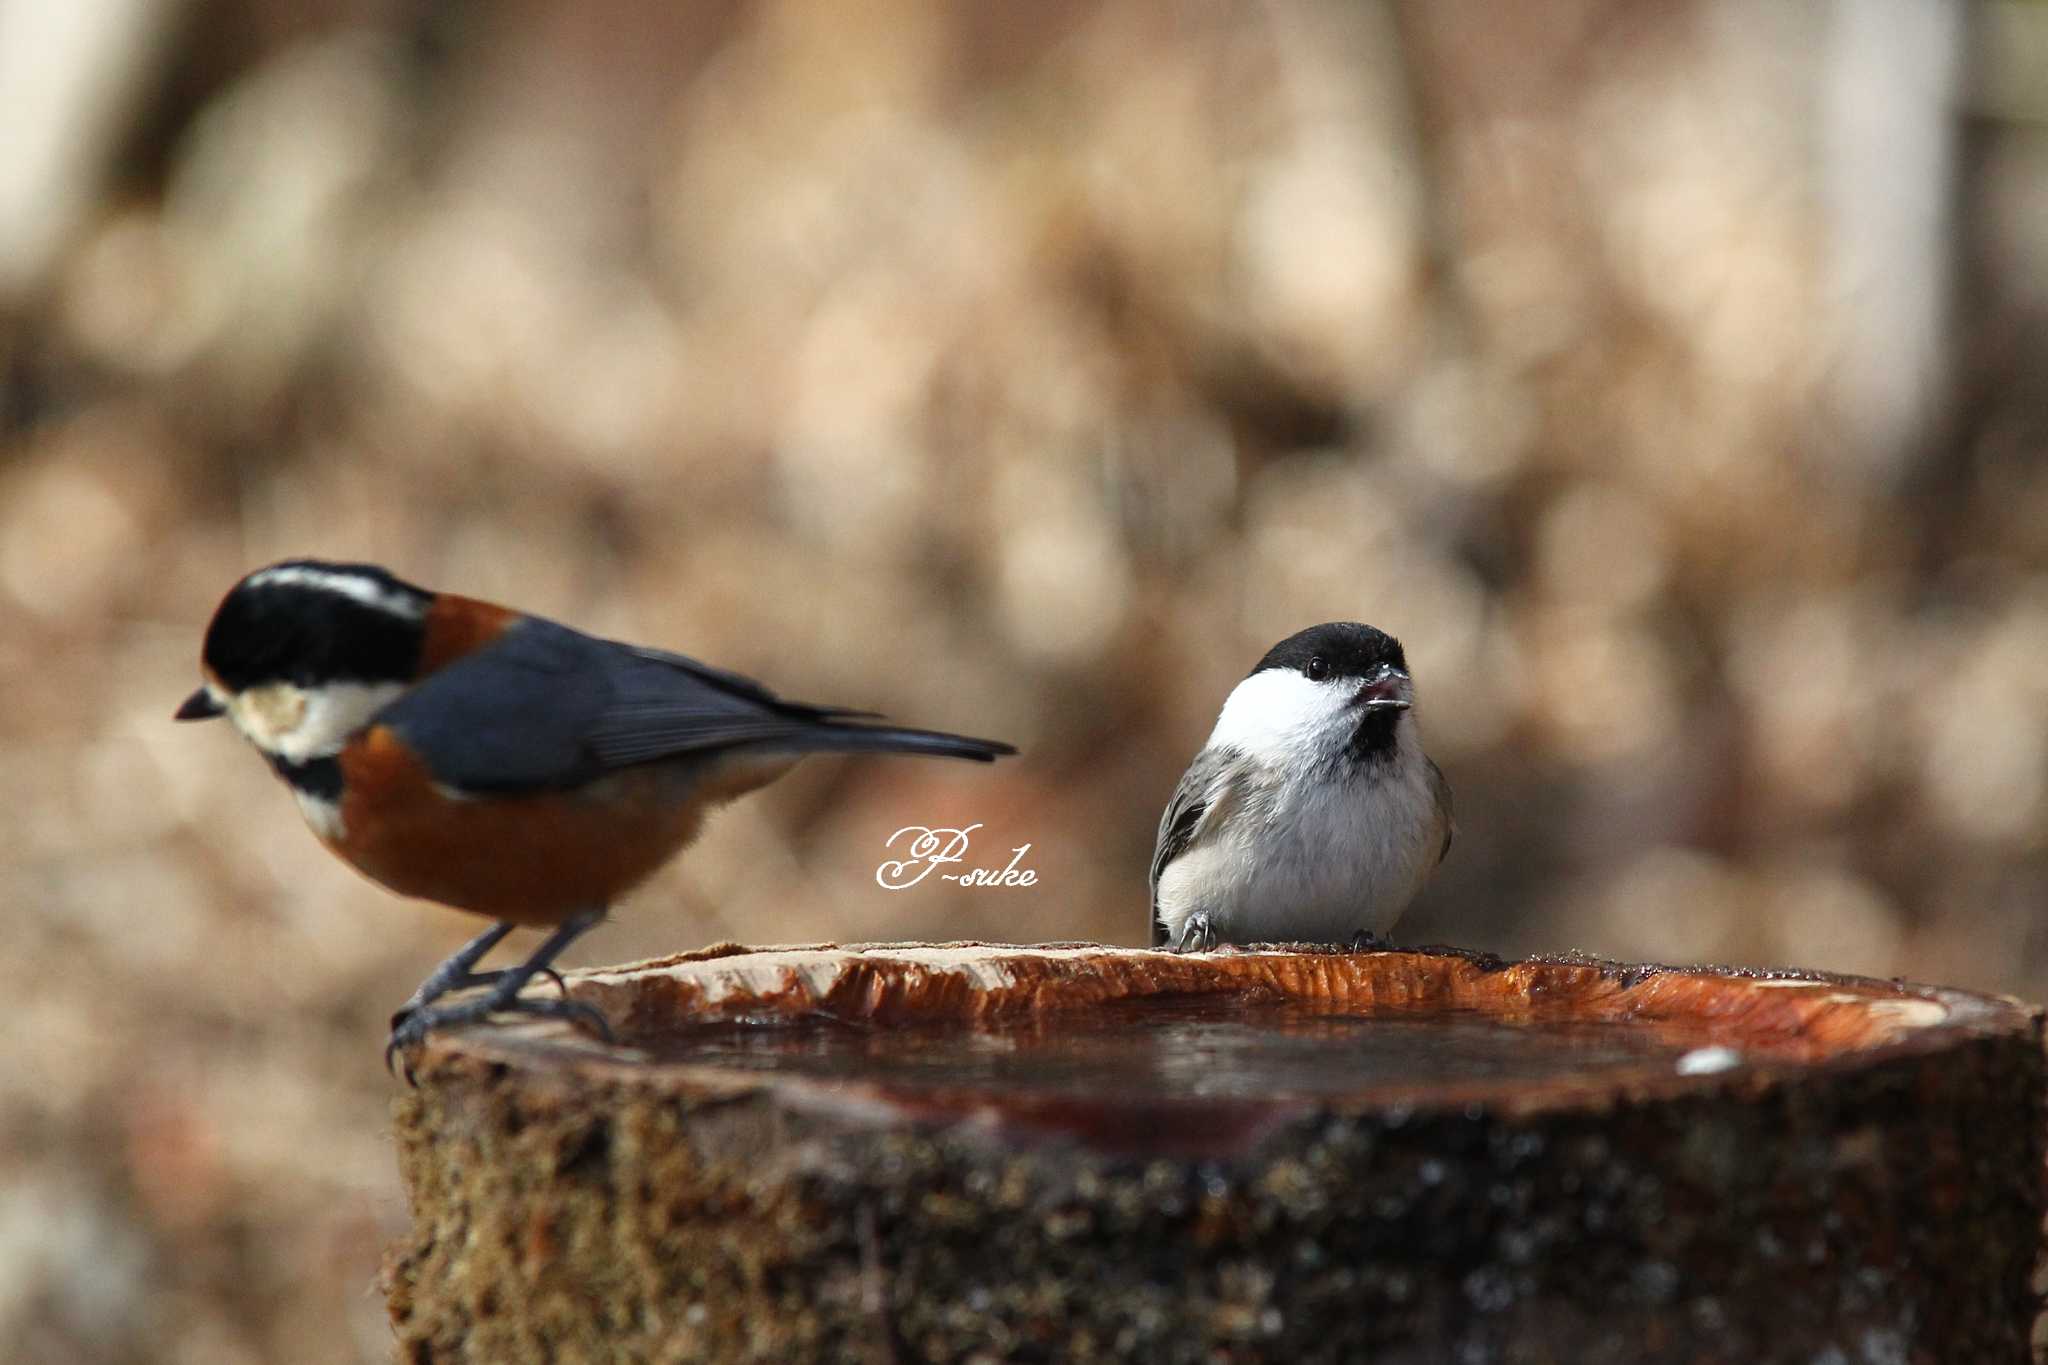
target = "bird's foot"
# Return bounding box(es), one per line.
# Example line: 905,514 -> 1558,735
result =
1348,928 -> 1389,952
388,967 -> 566,1035
385,989 -> 612,1085
386,907 -> 609,1082
1175,912 -> 1218,953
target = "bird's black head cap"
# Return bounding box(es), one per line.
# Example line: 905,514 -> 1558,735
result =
201,560 -> 433,691
1251,622 -> 1406,682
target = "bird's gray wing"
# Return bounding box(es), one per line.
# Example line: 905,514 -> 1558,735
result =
590,642 -> 1010,766
373,619 -> 618,791
1428,757 -> 1455,865
376,619 -> 1007,795
1148,747 -> 1243,946
618,643 -> 876,723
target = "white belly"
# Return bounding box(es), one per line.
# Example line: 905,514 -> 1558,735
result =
1156,762 -> 1441,947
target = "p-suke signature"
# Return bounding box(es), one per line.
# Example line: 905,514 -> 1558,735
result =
876,823 -> 1039,890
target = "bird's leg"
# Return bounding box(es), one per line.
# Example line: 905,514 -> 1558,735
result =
387,921 -> 571,1045
386,908 -> 613,1081
441,964 -> 569,996
1176,911 -> 1217,953
1349,928 -> 1391,952
388,922 -> 515,1029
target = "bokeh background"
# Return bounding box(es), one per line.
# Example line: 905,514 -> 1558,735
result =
5,0 -> 2047,1359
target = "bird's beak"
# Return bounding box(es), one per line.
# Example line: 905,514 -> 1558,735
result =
175,687 -> 226,721
1354,665 -> 1412,711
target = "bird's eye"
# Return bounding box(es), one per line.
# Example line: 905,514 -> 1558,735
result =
1306,656 -> 1330,681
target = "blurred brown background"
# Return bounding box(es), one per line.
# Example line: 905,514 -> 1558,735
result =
4,0 -> 2047,1360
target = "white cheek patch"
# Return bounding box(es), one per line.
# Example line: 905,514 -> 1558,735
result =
1205,668 -> 1353,758
229,681 -> 407,764
231,684 -> 305,751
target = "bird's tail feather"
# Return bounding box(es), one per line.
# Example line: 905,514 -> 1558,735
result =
771,723 -> 1015,763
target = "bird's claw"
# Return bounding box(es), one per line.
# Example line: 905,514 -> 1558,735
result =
383,990 -> 614,1086
513,995 -> 613,1043
388,967 -> 568,1035
1176,912 -> 1218,953
385,1015 -> 432,1085
1349,928 -> 1391,952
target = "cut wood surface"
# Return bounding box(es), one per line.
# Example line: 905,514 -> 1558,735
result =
384,942 -> 2045,1364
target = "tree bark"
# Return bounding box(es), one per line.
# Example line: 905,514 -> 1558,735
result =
384,942 -> 2044,1363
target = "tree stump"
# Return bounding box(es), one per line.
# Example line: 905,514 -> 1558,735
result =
383,943 -> 2044,1364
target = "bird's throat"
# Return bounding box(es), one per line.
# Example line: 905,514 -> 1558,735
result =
1347,707 -> 1401,762
269,750 -> 344,802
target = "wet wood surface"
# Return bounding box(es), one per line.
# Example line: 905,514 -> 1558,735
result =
385,942 -> 2046,1363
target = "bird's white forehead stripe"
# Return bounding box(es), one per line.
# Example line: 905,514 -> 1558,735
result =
244,566 -> 426,620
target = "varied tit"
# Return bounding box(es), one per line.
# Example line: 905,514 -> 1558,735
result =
1149,622 -> 1452,953
176,560 -> 1015,1072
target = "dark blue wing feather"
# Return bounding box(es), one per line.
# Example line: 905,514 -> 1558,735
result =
618,644 -> 877,721
373,620 -> 614,791
374,618 -> 1010,795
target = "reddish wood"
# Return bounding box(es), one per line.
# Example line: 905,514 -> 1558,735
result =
385,943 -> 2046,1363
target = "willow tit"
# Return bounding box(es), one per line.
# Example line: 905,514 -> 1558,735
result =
1149,622 -> 1453,952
